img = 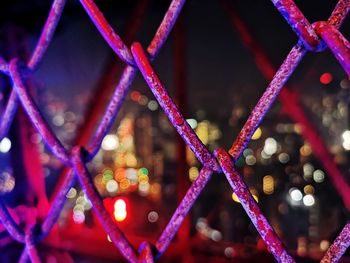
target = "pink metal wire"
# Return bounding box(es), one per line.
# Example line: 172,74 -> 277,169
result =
0,0 -> 349,262
321,223 -> 350,263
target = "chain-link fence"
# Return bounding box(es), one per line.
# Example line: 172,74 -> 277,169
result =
0,0 -> 349,262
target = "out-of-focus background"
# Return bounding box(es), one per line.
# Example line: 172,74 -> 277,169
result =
0,0 -> 349,262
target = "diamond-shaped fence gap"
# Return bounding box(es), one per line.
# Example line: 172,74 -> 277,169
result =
222,0 -> 350,212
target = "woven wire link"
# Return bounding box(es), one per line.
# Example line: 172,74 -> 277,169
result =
0,0 -> 349,262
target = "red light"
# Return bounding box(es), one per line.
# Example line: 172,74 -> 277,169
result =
320,72 -> 333,85
114,198 -> 127,222
130,91 -> 141,102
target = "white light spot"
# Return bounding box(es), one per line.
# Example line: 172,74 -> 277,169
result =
52,114 -> 64,126
114,199 -> 127,222
0,137 -> 11,153
342,140 -> 350,151
303,194 -> 315,206
66,187 -> 77,199
263,137 -> 278,155
342,130 -> 350,141
126,168 -> 137,182
261,150 -> 271,159
102,134 -> 119,151
138,182 -> 150,196
313,169 -> 325,183
83,198 -> 92,210
147,211 -> 159,223
290,188 -> 302,201
73,210 -> 85,224
147,100 -> 158,111
342,130 -> 350,150
245,155 -> 256,165
278,153 -> 290,163
210,230 -> 222,242
303,163 -> 314,180
224,247 -> 235,258
243,148 -> 253,157
106,180 -> 118,193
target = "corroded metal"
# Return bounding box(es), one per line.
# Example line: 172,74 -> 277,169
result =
321,223 -> 350,263
80,0 -> 135,66
72,146 -> 138,262
215,148 -> 294,263
9,58 -> 71,164
270,0 -> 321,51
314,22 -> 350,78
155,167 -> 213,256
131,42 -> 220,172
228,43 -> 306,159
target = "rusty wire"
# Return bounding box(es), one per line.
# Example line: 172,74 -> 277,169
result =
0,0 -> 349,262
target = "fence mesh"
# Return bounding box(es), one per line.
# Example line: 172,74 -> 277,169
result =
0,0 -> 349,262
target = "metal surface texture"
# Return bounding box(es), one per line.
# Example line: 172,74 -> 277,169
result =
0,0 -> 349,262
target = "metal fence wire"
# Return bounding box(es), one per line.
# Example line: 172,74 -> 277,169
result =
0,0 -> 349,262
